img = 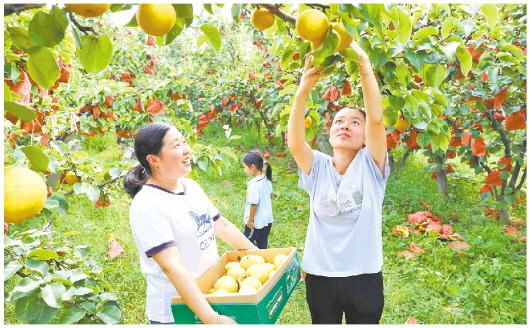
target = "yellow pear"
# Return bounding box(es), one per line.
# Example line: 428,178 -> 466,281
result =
213,275 -> 238,293
332,22 -> 353,51
227,266 -> 246,281
225,261 -> 241,271
4,167 -> 47,224
296,9 -> 329,43
239,254 -> 265,270
64,171 -> 79,185
268,270 -> 277,280
247,264 -> 270,284
213,289 -> 230,295
274,254 -> 288,270
250,8 -> 275,31
240,277 -> 262,291
136,4 -> 176,36
261,263 -> 275,274
239,284 -> 258,294
65,4 -> 110,17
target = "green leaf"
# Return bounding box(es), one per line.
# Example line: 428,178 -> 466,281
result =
416,132 -> 431,148
27,47 -> 60,89
70,268 -> 88,283
164,18 -> 185,45
4,261 -> 23,281
432,91 -> 449,108
77,34 -> 113,74
173,4 -> 193,26
231,4 -> 241,23
125,13 -> 138,27
481,4 -> 498,29
14,277 -> 42,293
4,102 -> 37,123
423,65 -> 447,89
456,46 -> 472,77
15,295 -> 58,324
313,29 -> 340,66
203,4 -> 213,14
21,145 -> 49,172
46,193 -> 68,215
405,49 -> 427,71
28,249 -> 59,261
395,64 -> 411,85
413,26 -> 438,40
197,158 -> 208,171
58,307 -> 86,324
41,282 -> 66,308
80,301 -> 97,313
396,9 -> 411,44
200,24 -> 221,51
29,6 -> 68,47
73,287 -> 94,296
96,302 -> 121,324
441,17 -> 457,38
7,27 -> 38,52
26,260 -> 49,276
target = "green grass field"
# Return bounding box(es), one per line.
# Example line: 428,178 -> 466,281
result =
4,129 -> 526,324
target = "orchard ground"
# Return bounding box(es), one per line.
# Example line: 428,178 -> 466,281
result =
4,124 -> 526,324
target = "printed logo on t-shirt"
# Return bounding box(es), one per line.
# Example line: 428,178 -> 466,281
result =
189,211 -> 213,238
319,190 -> 363,217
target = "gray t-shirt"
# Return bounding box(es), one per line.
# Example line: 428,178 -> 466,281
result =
298,147 -> 390,277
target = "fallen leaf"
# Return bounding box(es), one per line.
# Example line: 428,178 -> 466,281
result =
448,241 -> 470,251
509,217 -> 525,228
392,225 -> 409,238
504,226 -> 520,236
409,242 -> 424,254
396,250 -> 416,260
405,316 -> 418,324
419,198 -> 432,209
108,238 -> 125,260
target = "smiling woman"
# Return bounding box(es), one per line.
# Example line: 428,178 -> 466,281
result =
123,122 -> 258,324
287,38 -> 389,324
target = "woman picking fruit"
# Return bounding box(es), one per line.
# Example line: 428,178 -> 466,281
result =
288,38 -> 389,324
124,122 -> 257,324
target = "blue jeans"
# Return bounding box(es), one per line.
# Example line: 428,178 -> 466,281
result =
243,223 -> 272,249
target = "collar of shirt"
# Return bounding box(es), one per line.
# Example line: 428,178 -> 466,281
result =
247,174 -> 266,185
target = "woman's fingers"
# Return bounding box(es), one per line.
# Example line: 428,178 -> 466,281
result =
304,55 -> 313,71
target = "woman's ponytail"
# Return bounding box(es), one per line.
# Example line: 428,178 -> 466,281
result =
264,161 -> 272,182
123,165 -> 149,197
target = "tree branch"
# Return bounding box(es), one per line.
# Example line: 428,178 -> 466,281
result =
67,10 -> 95,34
484,110 -> 511,158
259,4 -> 296,24
307,4 -> 331,10
515,165 -> 526,192
4,4 -> 45,16
64,174 -> 125,196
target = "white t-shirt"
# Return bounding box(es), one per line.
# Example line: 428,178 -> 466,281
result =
298,148 -> 390,277
129,178 -> 220,323
244,174 -> 274,229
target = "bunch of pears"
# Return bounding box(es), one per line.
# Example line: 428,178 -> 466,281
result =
208,254 -> 288,295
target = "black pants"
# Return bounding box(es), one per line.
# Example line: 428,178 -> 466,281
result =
243,223 -> 272,249
305,272 -> 384,324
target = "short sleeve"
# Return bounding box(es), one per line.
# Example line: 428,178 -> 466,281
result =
130,203 -> 176,258
247,183 -> 260,205
364,148 -> 390,188
186,179 -> 220,221
298,150 -> 327,193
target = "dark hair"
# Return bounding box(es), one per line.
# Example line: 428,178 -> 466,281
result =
123,122 -> 173,197
243,151 -> 272,182
340,106 -> 366,119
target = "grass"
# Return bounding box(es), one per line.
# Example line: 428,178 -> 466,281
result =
4,128 -> 526,324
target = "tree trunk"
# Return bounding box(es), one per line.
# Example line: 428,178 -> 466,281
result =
399,149 -> 413,169
388,152 -> 395,173
434,155 -> 448,196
